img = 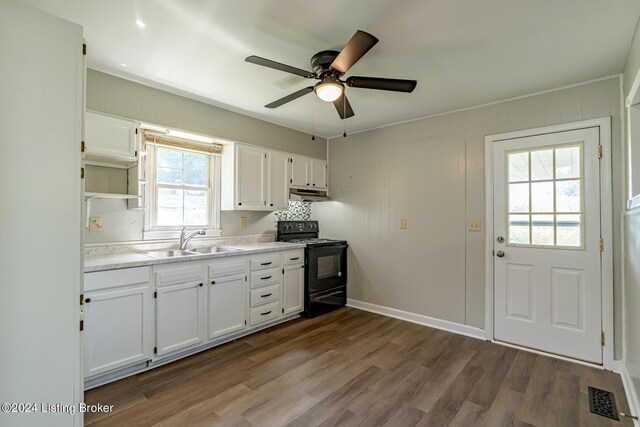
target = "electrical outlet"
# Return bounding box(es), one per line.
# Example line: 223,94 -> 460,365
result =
240,216 -> 246,229
400,218 -> 408,229
89,217 -> 102,232
468,220 -> 481,232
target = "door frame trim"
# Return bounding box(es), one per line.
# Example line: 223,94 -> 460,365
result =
484,117 -> 613,369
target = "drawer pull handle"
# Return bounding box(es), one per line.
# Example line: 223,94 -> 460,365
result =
260,293 -> 272,298
260,262 -> 272,266
290,257 -> 300,261
260,310 -> 272,316
211,281 -> 216,285
84,298 -> 91,303
261,275 -> 272,280
199,283 -> 203,287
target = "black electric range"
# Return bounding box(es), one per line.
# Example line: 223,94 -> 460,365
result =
277,221 -> 347,317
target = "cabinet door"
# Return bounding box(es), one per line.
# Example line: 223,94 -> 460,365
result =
268,151 -> 290,210
84,285 -> 151,377
208,274 -> 246,340
283,264 -> 304,315
236,145 -> 267,208
85,112 -> 138,160
156,281 -> 205,356
290,155 -> 310,187
311,159 -> 327,189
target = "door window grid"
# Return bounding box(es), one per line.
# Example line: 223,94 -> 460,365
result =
506,143 -> 584,249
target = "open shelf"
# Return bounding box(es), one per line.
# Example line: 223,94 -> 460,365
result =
84,192 -> 144,229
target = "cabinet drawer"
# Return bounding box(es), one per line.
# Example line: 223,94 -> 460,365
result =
154,264 -> 204,287
250,284 -> 280,307
283,250 -> 304,266
85,266 -> 150,292
207,257 -> 247,278
249,301 -> 280,326
250,267 -> 281,289
250,253 -> 282,271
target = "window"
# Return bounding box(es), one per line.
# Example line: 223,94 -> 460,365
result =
506,143 -> 584,248
143,131 -> 221,239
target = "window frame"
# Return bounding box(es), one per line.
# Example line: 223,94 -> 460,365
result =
143,142 -> 221,240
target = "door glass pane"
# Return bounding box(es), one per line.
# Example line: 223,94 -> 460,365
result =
556,146 -> 581,179
508,152 -> 529,182
556,214 -> 582,247
509,215 -> 530,244
509,183 -> 529,213
530,149 -> 553,181
556,180 -> 580,213
531,182 -> 554,213
531,215 -> 554,245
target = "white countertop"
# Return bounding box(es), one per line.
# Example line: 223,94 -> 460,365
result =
84,242 -> 306,273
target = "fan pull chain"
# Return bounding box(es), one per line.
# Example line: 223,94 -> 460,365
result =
343,94 -> 347,138
311,96 -> 316,141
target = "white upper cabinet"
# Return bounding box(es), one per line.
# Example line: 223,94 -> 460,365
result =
268,151 -> 290,210
85,111 -> 139,162
310,159 -> 327,190
221,143 -> 291,211
236,144 -> 268,209
290,155 -> 327,190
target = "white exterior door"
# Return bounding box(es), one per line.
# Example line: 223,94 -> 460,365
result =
493,127 -> 602,363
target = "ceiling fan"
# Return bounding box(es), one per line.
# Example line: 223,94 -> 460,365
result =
245,30 -> 417,120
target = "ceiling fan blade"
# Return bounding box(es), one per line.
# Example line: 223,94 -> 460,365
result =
330,30 -> 379,74
333,94 -> 355,119
346,76 -> 417,93
265,86 -> 314,108
246,55 -> 314,78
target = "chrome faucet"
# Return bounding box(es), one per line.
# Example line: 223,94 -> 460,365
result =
179,227 -> 206,250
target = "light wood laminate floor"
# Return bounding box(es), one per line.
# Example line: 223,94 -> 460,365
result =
85,308 -> 632,426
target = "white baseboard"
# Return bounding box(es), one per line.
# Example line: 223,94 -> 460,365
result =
614,360 -> 640,426
346,298 -> 486,340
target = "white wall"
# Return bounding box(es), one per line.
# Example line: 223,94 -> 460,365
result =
84,70 -> 327,243
314,77 -> 624,346
0,2 -> 83,426
622,15 -> 640,413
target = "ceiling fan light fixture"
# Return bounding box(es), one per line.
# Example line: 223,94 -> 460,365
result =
314,79 -> 344,102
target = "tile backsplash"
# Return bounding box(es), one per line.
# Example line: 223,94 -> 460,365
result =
274,201 -> 312,221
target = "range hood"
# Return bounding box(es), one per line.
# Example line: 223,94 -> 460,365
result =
289,188 -> 330,202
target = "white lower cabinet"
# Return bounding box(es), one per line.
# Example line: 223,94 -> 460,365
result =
283,264 -> 304,316
154,263 -> 206,357
84,267 -> 151,378
208,273 -> 247,340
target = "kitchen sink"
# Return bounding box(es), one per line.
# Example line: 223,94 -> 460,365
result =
189,246 -> 243,254
144,250 -> 200,258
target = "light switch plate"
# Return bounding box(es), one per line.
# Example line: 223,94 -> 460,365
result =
89,217 -> 102,232
468,220 -> 481,232
400,218 -> 408,229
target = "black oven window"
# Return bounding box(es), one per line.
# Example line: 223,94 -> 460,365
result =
317,255 -> 340,279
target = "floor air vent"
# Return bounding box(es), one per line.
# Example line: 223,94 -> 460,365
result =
588,386 -> 619,421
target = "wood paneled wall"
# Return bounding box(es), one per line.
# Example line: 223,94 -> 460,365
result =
315,78 -> 624,352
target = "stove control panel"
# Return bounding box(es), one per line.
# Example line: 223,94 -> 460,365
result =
277,220 -> 319,235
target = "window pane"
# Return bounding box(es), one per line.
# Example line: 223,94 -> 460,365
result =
532,214 -> 554,245
157,188 -> 183,208
184,208 -> 207,225
531,181 -> 553,213
556,214 -> 582,247
509,215 -> 530,244
508,152 -> 529,182
157,147 -> 182,168
556,146 -> 580,179
556,180 -> 581,213
183,168 -> 207,187
509,183 -> 529,213
530,149 -> 553,181
157,167 -> 182,185
184,190 -> 207,209
157,207 -> 183,226
183,152 -> 207,171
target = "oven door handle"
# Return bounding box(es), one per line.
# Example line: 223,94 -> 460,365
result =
315,289 -> 345,299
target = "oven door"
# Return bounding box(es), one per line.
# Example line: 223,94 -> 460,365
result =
306,243 -> 347,294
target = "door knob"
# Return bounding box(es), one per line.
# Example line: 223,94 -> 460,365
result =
496,250 -> 505,258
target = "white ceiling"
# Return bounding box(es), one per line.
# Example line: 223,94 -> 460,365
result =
24,0 -> 640,138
